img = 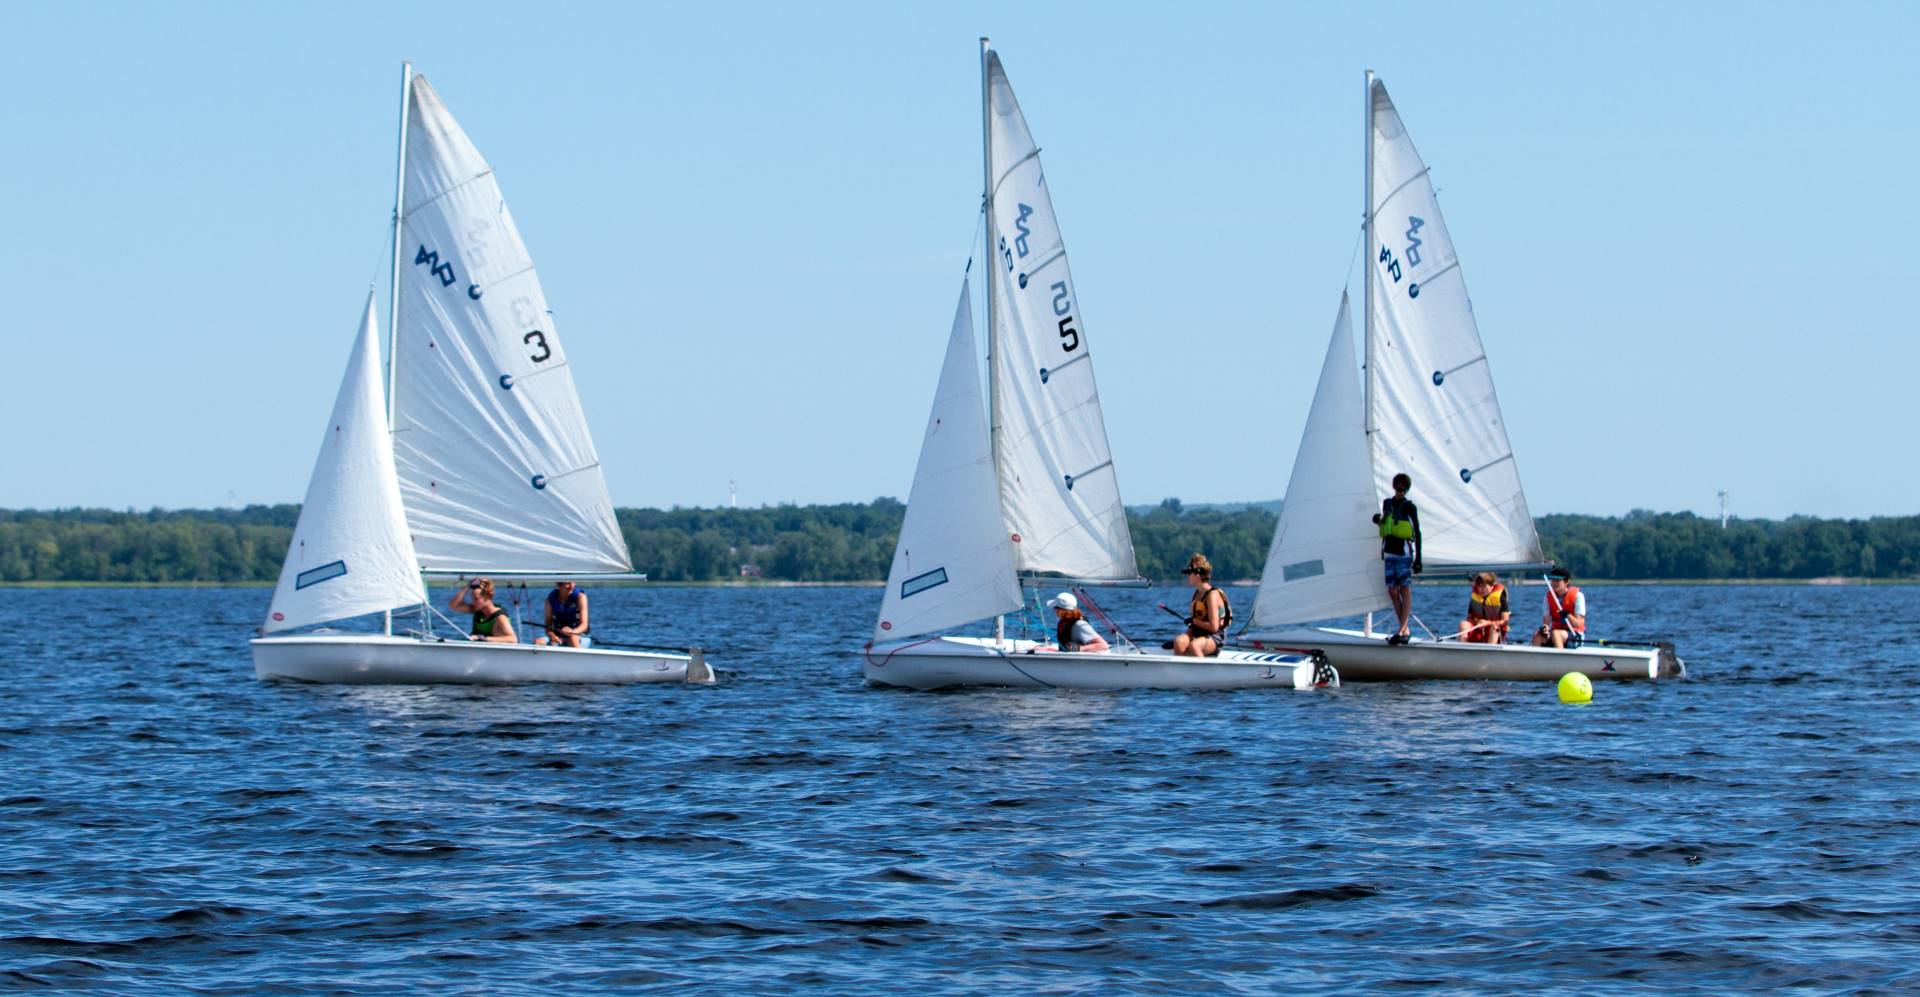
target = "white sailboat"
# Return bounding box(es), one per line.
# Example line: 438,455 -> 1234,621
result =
1243,74 -> 1682,683
251,65 -> 711,685
860,41 -> 1335,692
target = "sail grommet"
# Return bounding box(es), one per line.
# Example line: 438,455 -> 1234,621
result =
1063,474 -> 1075,491
1039,367 -> 1050,383
498,374 -> 515,390
531,474 -> 547,490
1431,370 -> 1445,386
1018,273 -> 1028,288
1458,468 -> 1472,483
467,284 -> 483,300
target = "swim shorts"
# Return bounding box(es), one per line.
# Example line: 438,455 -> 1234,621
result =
1383,553 -> 1414,588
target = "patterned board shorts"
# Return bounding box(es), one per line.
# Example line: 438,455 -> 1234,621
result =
1383,553 -> 1414,588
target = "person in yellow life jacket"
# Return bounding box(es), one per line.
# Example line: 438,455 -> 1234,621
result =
1370,472 -> 1422,645
1458,571 -> 1510,644
1532,567 -> 1587,649
1034,592 -> 1109,653
450,578 -> 516,644
1171,553 -> 1231,657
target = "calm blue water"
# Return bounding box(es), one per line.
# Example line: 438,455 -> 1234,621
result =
2,584 -> 1917,993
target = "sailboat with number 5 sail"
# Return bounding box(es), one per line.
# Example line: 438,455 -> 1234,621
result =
1241,73 -> 1682,682
250,65 -> 711,684
859,40 -> 1336,692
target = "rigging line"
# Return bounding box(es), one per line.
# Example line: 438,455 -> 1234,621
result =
1342,222 -> 1365,291
991,641 -> 1057,689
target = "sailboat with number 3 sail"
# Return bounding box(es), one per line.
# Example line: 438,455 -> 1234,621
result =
859,40 -> 1336,692
250,65 -> 712,684
1241,73 -> 1682,682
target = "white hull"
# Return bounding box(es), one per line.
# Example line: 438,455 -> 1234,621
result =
251,633 -> 713,685
862,636 -> 1334,691
1250,628 -> 1684,683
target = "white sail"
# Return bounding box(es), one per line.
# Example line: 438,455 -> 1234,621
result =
390,74 -> 630,575
1366,79 -> 1544,569
264,294 -> 426,633
984,51 -> 1138,581
1250,293 -> 1391,630
876,280 -> 1023,642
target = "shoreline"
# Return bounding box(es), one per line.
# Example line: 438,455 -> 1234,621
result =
3,578 -> 1914,590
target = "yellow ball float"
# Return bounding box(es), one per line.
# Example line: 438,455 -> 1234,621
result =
1557,672 -> 1593,704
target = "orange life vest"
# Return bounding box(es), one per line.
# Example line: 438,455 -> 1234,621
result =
1547,586 -> 1585,633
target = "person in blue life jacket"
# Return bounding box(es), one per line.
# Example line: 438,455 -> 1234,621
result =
1033,592 -> 1109,653
534,579 -> 590,648
1372,472 -> 1423,645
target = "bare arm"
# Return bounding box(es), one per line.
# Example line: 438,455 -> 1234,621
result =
477,615 -> 516,643
450,583 -> 476,613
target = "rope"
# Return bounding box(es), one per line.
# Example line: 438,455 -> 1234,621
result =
862,637 -> 938,670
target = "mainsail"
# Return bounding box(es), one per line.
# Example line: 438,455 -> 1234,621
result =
875,280 -> 1023,642
390,74 -> 630,575
984,50 -> 1138,582
1365,79 -> 1544,569
1250,294 -> 1390,629
264,294 -> 425,632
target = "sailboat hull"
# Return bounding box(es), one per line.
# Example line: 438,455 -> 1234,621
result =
862,636 -> 1333,691
1250,628 -> 1683,683
251,634 -> 713,685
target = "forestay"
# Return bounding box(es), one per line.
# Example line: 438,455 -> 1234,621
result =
984,51 -> 1138,582
264,295 -> 426,633
390,74 -> 630,576
875,281 -> 1023,642
1365,79 -> 1543,569
1250,294 -> 1390,630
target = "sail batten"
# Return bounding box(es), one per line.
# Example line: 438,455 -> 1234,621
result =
390,74 -> 630,576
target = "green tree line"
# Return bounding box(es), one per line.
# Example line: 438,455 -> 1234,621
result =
1,502 -> 1915,583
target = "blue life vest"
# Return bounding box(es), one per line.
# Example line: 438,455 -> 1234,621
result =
547,587 -> 585,628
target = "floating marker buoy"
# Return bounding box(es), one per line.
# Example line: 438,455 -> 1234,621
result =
1557,672 -> 1592,704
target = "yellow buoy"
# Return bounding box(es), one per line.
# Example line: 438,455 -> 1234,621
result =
1557,672 -> 1593,704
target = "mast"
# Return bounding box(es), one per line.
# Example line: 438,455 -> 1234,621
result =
1361,69 -> 1375,640
980,37 -> 1005,646
384,59 -> 412,636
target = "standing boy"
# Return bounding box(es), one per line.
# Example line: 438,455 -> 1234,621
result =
1371,472 -> 1422,645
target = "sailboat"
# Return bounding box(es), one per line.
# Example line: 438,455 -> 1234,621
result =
860,40 -> 1336,692
1242,73 -> 1682,683
250,65 -> 712,685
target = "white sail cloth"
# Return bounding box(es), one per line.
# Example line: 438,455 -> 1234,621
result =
985,51 -> 1138,582
876,281 -> 1023,642
1366,80 -> 1543,569
1250,294 -> 1390,629
391,74 -> 630,575
264,294 -> 425,632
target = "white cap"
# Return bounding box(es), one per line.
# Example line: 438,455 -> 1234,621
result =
1046,592 -> 1078,611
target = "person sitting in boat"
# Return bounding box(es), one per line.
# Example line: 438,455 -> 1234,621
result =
1458,571 -> 1510,644
1371,472 -> 1422,645
1171,554 -> 1231,657
534,579 -> 590,648
1532,567 -> 1586,649
1037,592 -> 1108,653
451,578 -> 516,643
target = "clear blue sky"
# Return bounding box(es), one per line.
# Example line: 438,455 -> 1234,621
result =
4,2 -> 1915,519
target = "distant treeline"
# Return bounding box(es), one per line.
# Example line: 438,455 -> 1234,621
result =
1,502 -> 1916,583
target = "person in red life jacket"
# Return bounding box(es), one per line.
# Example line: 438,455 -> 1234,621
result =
1458,571 -> 1510,644
1034,592 -> 1108,653
1171,553 -> 1232,657
1371,472 -> 1422,645
450,578 -> 516,643
1532,567 -> 1587,648
534,579 -> 590,648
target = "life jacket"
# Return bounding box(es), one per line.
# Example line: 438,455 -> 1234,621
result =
1189,585 -> 1232,637
547,587 -> 585,629
1056,615 -> 1083,651
471,607 -> 507,637
1378,497 -> 1416,540
1468,584 -> 1508,621
1547,586 -> 1585,633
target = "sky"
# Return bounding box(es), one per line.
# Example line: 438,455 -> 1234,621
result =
3,2 -> 1915,519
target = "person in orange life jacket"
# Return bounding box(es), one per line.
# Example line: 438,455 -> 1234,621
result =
534,579 -> 590,648
1532,567 -> 1586,649
1034,592 -> 1108,653
1372,472 -> 1422,645
450,577 -> 515,643
1171,553 -> 1231,657
1459,571 -> 1510,644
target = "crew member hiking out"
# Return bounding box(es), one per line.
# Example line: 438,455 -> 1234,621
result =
1171,554 -> 1231,658
1533,567 -> 1586,649
1372,472 -> 1422,645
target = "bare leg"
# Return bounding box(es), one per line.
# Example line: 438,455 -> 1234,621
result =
1551,628 -> 1568,649
1391,586 -> 1412,635
1171,633 -> 1193,656
1188,635 -> 1217,657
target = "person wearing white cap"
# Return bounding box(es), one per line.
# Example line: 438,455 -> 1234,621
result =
1040,591 -> 1109,653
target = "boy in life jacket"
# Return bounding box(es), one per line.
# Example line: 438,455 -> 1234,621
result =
1370,472 -> 1422,645
1532,567 -> 1586,649
1458,571 -> 1510,644
534,579 -> 590,648
1036,592 -> 1109,653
